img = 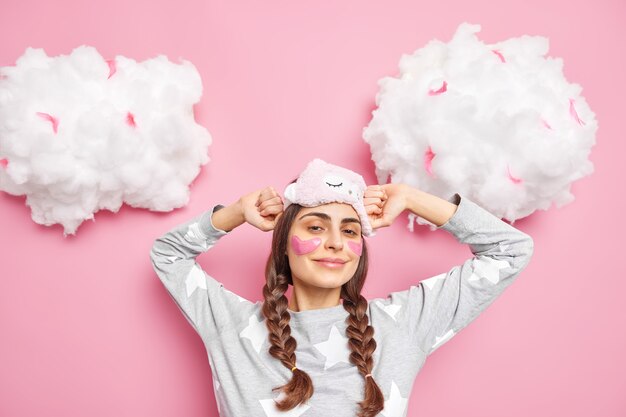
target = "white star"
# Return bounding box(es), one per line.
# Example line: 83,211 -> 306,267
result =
259,391 -> 311,417
313,323 -> 352,371
374,300 -> 402,321
421,272 -> 446,289
468,256 -> 510,285
431,328 -> 455,352
184,222 -> 213,250
380,380 -> 409,417
239,313 -> 267,353
225,288 -> 251,304
185,264 -> 207,297
498,242 -> 511,254
164,255 -> 179,263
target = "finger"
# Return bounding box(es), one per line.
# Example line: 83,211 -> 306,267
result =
364,204 -> 383,215
368,215 -> 389,229
260,203 -> 283,216
367,216 -> 383,230
256,191 -> 280,209
363,189 -> 386,199
258,195 -> 284,211
363,197 -> 384,207
257,186 -> 278,204
258,219 -> 272,231
255,190 -> 264,207
265,186 -> 279,198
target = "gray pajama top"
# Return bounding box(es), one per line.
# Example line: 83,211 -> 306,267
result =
149,193 -> 534,417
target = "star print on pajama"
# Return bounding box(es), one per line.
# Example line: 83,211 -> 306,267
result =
149,193 -> 534,416
374,300 -> 403,321
185,264 -> 207,297
313,323 -> 352,370
240,313 -> 268,353
381,381 -> 409,417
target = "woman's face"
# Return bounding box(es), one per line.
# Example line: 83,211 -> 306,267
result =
286,202 -> 363,290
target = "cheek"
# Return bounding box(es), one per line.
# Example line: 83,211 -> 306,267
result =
291,235 -> 322,255
347,240 -> 363,256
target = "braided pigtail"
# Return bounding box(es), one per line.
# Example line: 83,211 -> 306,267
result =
261,269 -> 314,410
341,286 -> 385,417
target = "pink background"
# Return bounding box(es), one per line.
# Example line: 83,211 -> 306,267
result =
1,0 -> 624,415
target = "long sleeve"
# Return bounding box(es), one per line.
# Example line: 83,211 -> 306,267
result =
149,203 -> 254,339
403,192 -> 534,356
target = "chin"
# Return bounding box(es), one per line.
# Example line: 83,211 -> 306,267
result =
313,280 -> 345,290
291,260 -> 356,288
311,273 -> 352,289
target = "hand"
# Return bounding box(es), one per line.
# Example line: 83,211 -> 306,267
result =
238,186 -> 284,232
363,183 -> 409,230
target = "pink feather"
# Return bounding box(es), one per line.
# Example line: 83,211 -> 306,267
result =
569,98 -> 585,126
126,112 -> 136,128
428,80 -> 447,95
541,118 -> 553,130
106,59 -> 117,79
424,146 -> 436,177
36,112 -> 59,134
507,164 -> 523,184
491,49 -> 506,63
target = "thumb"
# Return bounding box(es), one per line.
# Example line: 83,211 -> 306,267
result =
264,211 -> 283,231
367,214 -> 384,230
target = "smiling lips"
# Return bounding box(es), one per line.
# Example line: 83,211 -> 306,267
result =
316,257 -> 346,263
315,258 -> 347,269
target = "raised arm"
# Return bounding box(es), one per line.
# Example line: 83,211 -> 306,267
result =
149,202 -> 238,337
407,190 -> 534,355
149,187 -> 284,339
365,185 -> 534,356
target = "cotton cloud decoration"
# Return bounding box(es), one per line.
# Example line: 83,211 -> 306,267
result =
0,45 -> 211,236
362,22 -> 597,231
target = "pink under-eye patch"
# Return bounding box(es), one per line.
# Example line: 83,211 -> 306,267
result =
347,240 -> 363,256
291,235 -> 322,255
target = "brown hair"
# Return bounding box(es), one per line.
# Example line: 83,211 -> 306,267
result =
261,179 -> 385,417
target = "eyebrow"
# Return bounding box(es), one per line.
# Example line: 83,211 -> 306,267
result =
298,212 -> 361,226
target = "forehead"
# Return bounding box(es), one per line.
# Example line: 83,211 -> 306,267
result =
297,202 -> 359,219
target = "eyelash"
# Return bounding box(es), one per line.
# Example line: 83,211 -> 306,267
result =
308,226 -> 357,235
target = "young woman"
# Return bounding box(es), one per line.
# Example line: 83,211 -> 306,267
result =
150,158 -> 534,417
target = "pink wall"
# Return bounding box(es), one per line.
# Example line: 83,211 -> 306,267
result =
1,0 -> 624,415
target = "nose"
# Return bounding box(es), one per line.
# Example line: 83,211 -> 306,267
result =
324,227 -> 344,251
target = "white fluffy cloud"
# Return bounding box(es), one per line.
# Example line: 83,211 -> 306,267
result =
363,22 -> 597,230
0,45 -> 212,236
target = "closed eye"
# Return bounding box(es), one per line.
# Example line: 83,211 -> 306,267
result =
326,181 -> 343,187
